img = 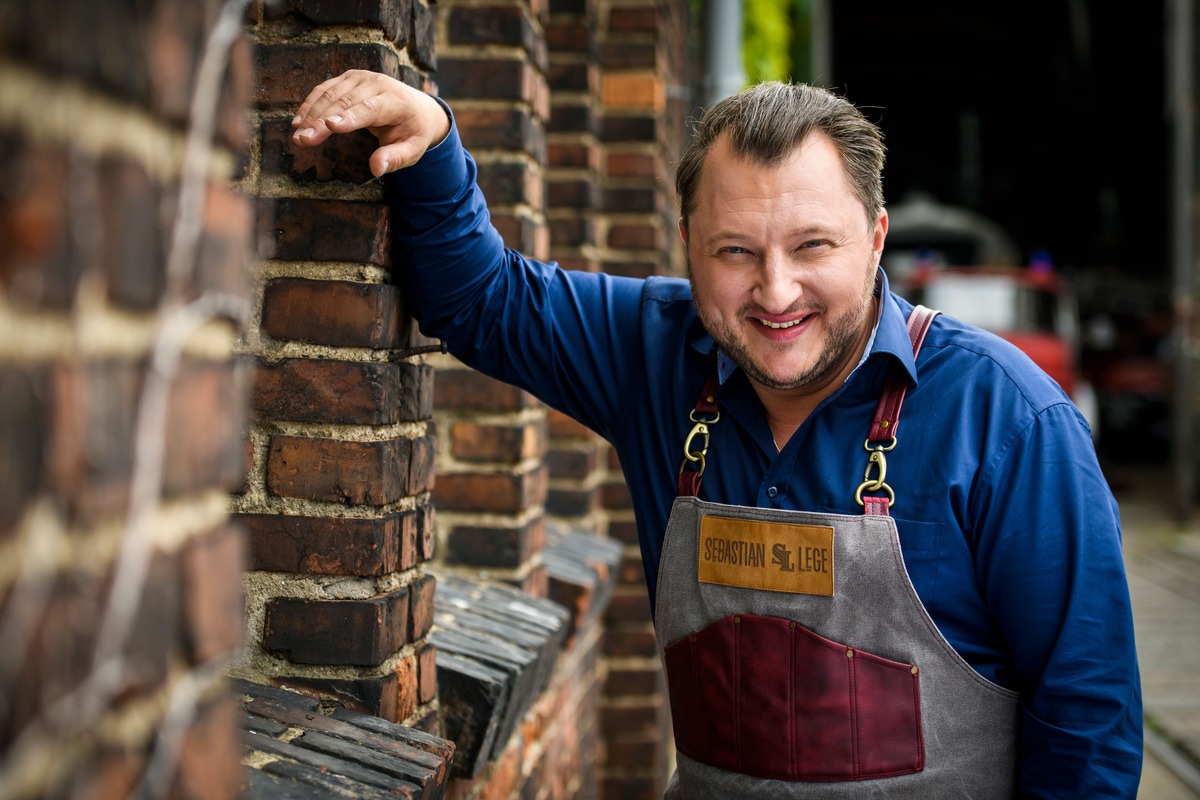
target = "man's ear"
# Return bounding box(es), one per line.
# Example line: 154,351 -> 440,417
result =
872,209 -> 888,262
678,217 -> 688,244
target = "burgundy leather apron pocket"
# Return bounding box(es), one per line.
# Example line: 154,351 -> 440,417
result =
664,613 -> 924,782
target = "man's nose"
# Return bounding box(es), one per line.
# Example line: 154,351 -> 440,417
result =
753,254 -> 799,314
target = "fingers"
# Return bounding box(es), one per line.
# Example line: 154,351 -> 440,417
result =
371,140 -> 426,177
292,70 -> 395,145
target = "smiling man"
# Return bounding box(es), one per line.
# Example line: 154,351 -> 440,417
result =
293,72 -> 1142,799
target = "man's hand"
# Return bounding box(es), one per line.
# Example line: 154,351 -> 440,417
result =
291,70 -> 451,177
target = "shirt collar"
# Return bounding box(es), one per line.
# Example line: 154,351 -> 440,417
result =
690,267 -> 920,387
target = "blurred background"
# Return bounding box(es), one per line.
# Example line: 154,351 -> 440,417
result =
714,0 -> 1185,507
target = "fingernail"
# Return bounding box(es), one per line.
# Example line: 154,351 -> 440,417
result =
327,114 -> 343,124
291,114 -> 301,125
296,127 -> 314,139
379,160 -> 390,174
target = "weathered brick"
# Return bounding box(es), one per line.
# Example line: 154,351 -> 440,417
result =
264,197 -> 390,265
601,775 -> 660,800
455,107 -> 543,154
254,358 -> 400,425
604,666 -> 662,698
546,486 -> 599,517
547,61 -> 593,93
0,368 -> 47,539
171,690 -> 244,800
607,7 -> 659,33
490,211 -> 544,255
253,42 -> 401,106
407,434 -> 437,495
267,435 -> 409,506
547,178 -> 596,209
545,444 -> 601,480
394,653 -> 419,722
433,465 -> 548,514
605,151 -> 659,179
600,702 -> 662,737
434,369 -> 538,411
416,643 -> 437,704
164,360 -> 250,496
410,0 -> 437,70
597,113 -> 657,143
601,626 -> 657,658
476,160 -> 544,207
545,19 -> 591,53
601,74 -> 663,111
447,5 -> 535,52
182,525 -> 247,664
407,572 -> 437,641
606,222 -> 662,251
276,672 -> 400,720
240,512 -> 402,576
98,155 -> 167,310
601,186 -> 659,214
264,0 -> 414,47
548,217 -> 592,247
546,102 -> 595,135
445,517 -> 545,568
261,277 -> 401,348
450,420 -> 544,464
547,140 -> 596,170
599,41 -> 656,69
260,117 -> 377,185
438,58 -> 534,102
263,588 -> 410,666
601,479 -> 632,509
398,363 -> 435,422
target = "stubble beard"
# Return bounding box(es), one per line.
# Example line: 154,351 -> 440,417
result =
690,265 -> 878,393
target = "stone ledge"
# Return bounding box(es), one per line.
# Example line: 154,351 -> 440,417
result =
235,678 -> 455,800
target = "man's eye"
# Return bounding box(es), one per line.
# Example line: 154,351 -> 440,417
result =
800,240 -> 827,249
720,246 -> 749,255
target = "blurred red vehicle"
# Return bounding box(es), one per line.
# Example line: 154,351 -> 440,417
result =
906,265 -> 1098,432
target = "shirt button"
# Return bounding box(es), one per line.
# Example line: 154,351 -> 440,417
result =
767,486 -> 778,498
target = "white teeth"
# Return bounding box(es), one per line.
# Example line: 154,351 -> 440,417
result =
760,317 -> 804,329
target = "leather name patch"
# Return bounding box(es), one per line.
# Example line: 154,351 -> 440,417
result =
698,515 -> 834,596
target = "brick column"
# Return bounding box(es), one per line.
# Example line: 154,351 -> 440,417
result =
0,2 -> 252,797
432,0 -> 552,597
594,2 -> 694,798
232,1 -> 442,732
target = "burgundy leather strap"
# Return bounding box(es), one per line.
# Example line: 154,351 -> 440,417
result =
867,305 -> 939,446
677,370 -> 721,497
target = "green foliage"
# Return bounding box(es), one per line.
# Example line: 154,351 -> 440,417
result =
743,0 -> 794,84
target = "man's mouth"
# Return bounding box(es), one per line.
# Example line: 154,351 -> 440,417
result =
757,313 -> 814,330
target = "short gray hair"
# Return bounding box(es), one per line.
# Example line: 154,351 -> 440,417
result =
675,82 -> 886,229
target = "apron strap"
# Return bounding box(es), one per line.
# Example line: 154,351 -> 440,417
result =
677,370 -> 721,497
859,304 -> 940,516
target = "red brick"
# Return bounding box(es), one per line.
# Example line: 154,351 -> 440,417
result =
98,155 -> 166,310
196,181 -> 254,299
408,434 -> 437,494
450,420 -> 545,463
276,672 -> 402,721
606,221 -> 662,250
182,525 -> 247,664
545,445 -> 601,480
164,360 -> 250,496
601,776 -> 659,800
445,517 -> 546,568
545,18 -> 591,52
252,42 -> 401,106
604,667 -> 662,698
263,588 -> 410,666
0,367 -> 47,539
261,277 -> 401,349
416,643 -> 437,704
601,479 -> 632,510
447,5 -> 535,51
547,408 -> 593,440
606,151 -> 659,179
264,197 -> 390,265
260,116 -> 376,184
437,58 -> 536,103
455,107 -> 543,154
603,589 -> 650,623
602,626 -> 657,658
433,465 -> 548,513
600,702 -> 662,737
240,512 -> 403,575
264,0 -> 414,47
254,358 -> 400,425
399,362 -> 435,422
408,573 -> 436,640
266,434 -> 409,506
394,653 -> 419,722
434,368 -> 538,411
607,7 -> 659,33
547,141 -> 597,171
171,690 -> 243,800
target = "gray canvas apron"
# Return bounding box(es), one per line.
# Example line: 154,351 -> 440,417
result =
659,307 -> 1018,798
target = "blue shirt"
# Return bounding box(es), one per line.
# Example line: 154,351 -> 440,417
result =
388,115 -> 1143,798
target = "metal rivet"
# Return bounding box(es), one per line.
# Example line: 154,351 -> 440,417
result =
789,621 -> 796,630
733,616 -> 741,624
690,635 -> 697,643
706,395 -> 715,403
880,420 -> 890,428
910,666 -> 918,675
846,649 -> 854,658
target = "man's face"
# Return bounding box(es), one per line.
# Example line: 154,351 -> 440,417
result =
683,132 -> 887,399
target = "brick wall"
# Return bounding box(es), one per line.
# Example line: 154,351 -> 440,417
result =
0,1 -> 252,797
232,0 -> 442,733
